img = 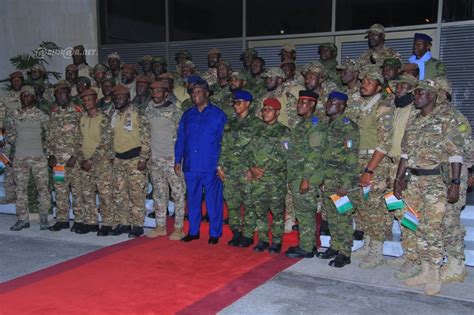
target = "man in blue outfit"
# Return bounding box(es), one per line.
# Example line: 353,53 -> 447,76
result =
174,78 -> 227,245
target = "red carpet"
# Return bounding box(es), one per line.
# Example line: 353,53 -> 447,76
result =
0,222 -> 300,315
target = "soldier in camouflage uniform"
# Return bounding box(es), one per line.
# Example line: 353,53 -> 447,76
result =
46,81 -> 83,231
97,78 -> 116,118
218,90 -> 261,247
131,75 -> 152,114
6,86 -> 50,231
91,63 -> 110,98
281,60 -> 305,102
151,56 -> 168,80
408,33 -> 447,80
246,57 -> 266,99
357,24 -> 400,67
145,80 -> 186,241
240,48 -> 258,80
394,79 -> 466,295
285,90 -> 323,259
76,89 -> 114,235
174,60 -> 196,106
381,58 -> 402,100
210,61 -> 234,118
33,82 -> 53,115
336,59 -> 364,118
202,48 -> 222,87
120,64 -> 137,100
107,52 -> 122,84
319,43 -> 341,87
74,76 -> 92,105
65,64 -> 79,97
110,84 -> 151,238
242,98 -> 290,253
72,45 -> 93,79
315,91 -> 360,268
138,55 -> 154,80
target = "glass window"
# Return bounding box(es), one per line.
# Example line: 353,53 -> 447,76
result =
336,0 -> 438,31
443,0 -> 474,22
99,0 -> 166,44
247,0 -> 332,36
170,0 -> 242,41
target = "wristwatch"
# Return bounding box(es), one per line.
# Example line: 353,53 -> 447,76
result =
363,167 -> 374,174
451,178 -> 461,185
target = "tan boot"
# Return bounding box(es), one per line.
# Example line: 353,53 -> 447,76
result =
169,228 -> 185,241
359,240 -> 384,269
146,226 -> 167,238
424,265 -> 442,295
385,255 -> 405,267
352,235 -> 371,259
404,261 -> 430,286
441,258 -> 467,283
394,259 -> 421,280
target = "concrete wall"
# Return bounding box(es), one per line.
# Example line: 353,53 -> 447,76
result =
0,0 -> 98,82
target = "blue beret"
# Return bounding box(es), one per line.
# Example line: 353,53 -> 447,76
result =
233,90 -> 253,102
192,78 -> 209,91
186,75 -> 203,84
328,91 -> 348,101
414,33 -> 432,43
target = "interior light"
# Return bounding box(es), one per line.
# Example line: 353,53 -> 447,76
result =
280,30 -> 285,34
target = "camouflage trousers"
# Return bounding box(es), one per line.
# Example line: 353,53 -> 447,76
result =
402,174 -> 446,265
223,169 -> 250,232
245,178 -> 287,244
13,156 -> 50,220
53,160 -> 82,222
285,188 -> 295,224
78,160 -> 113,225
323,188 -> 355,257
112,157 -> 147,227
3,165 -> 16,202
289,180 -> 319,252
443,165 -> 468,260
149,157 -> 186,230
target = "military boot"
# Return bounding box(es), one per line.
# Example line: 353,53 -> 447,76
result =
359,240 -> 384,269
39,214 -> 49,230
424,265 -> 442,295
253,240 -> 269,252
227,229 -> 242,246
394,259 -> 421,280
238,236 -> 254,248
169,227 -> 185,241
404,261 -> 430,286
385,255 -> 405,267
146,225 -> 167,238
352,235 -> 371,258
10,220 -> 30,231
441,258 -> 467,283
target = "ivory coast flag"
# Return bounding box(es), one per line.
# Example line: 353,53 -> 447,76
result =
363,185 -> 371,200
53,164 -> 65,182
330,194 -> 353,214
401,205 -> 420,231
0,153 -> 10,170
384,192 -> 404,211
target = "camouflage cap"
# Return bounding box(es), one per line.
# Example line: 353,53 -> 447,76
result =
319,42 -> 337,54
179,60 -> 196,70
229,71 -> 247,80
280,43 -> 296,54
382,58 -> 402,69
138,55 -> 153,64
301,62 -> 327,78
93,63 -> 109,73
79,88 -> 97,98
112,84 -> 130,95
136,75 -> 152,84
261,67 -> 285,79
434,77 -> 452,95
336,58 -> 360,71
157,72 -> 174,80
77,76 -> 91,85
31,63 -> 46,72
121,64 -> 137,74
389,74 -> 418,93
415,79 -> 439,92
280,59 -> 296,67
54,80 -> 71,92
150,80 -> 168,90
216,60 -> 232,69
20,85 -> 35,95
9,71 -> 24,79
175,50 -> 192,61
65,64 -> 78,72
240,48 -> 258,60
107,52 -> 121,60
208,48 -> 221,55
152,56 -> 167,65
358,65 -> 384,84
366,23 -> 385,34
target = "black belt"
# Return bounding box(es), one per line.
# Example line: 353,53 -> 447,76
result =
409,167 -> 441,176
115,147 -> 141,160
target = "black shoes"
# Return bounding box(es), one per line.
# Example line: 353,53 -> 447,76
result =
227,230 -> 242,246
97,225 -> 112,236
147,212 -> 156,219
128,226 -> 144,238
238,236 -> 254,248
49,221 -> 70,231
208,236 -> 219,245
316,247 -> 338,259
70,222 -> 84,233
201,214 -> 209,222
110,224 -> 131,236
253,240 -> 269,252
292,224 -> 299,231
329,253 -> 351,268
10,220 -> 30,231
181,233 -> 200,242
76,224 -> 99,234
353,230 -> 364,241
269,242 -> 282,254
285,246 -> 315,259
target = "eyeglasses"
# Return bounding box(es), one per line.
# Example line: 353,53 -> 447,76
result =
261,108 -> 275,113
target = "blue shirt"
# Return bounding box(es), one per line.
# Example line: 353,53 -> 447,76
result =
175,103 -> 227,172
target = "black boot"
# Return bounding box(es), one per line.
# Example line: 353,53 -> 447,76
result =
285,246 -> 315,259
110,224 -> 131,236
353,230 -> 364,241
268,242 -> 282,254
97,225 -> 112,236
76,224 -> 99,234
181,233 -> 200,242
49,221 -> 70,231
147,212 -> 156,219
253,240 -> 269,252
128,226 -> 144,238
227,230 -> 242,246
329,253 -> 351,268
316,247 -> 338,259
238,236 -> 254,248
70,222 -> 84,233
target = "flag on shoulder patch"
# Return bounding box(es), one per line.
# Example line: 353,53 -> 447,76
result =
311,116 -> 319,125
330,194 -> 353,214
401,204 -> 419,231
0,153 -> 10,170
344,139 -> 353,149
53,164 -> 65,182
343,117 -> 350,124
282,140 -> 289,150
363,185 -> 371,200
384,192 -> 404,210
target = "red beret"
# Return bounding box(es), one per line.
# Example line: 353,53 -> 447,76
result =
263,98 -> 281,110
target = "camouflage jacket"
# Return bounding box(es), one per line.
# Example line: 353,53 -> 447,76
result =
132,93 -> 152,115
210,86 -> 234,119
423,58 -> 447,80
0,90 -> 21,114
5,106 -> 49,150
357,45 -> 399,67
257,85 -> 298,129
246,76 -> 266,100
78,112 -> 114,163
220,114 -> 262,176
145,98 -> 182,150
321,59 -> 342,87
36,97 -> 53,115
97,98 -> 115,118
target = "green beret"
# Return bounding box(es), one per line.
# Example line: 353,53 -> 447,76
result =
382,58 -> 402,69
152,56 -> 167,65
319,43 -> 337,54
261,67 -> 284,79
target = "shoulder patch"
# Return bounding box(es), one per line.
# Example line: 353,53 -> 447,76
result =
458,123 -> 469,133
311,116 -> 319,125
343,117 -> 350,124
282,140 -> 289,150
73,105 -> 83,113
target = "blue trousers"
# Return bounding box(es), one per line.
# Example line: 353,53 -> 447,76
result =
184,171 -> 223,237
